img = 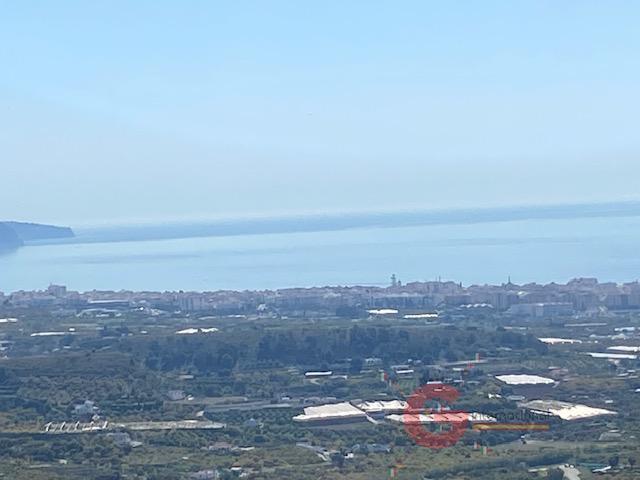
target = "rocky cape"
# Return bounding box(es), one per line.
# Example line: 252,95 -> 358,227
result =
0,221 -> 74,250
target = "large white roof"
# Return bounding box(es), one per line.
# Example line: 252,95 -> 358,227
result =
175,327 -> 218,335
30,331 -> 67,337
587,352 -> 638,360
607,346 -> 640,353
293,402 -> 367,422
387,412 -> 495,424
356,400 -> 407,413
403,313 -> 438,319
538,337 -> 582,345
521,400 -> 616,421
495,374 -> 555,385
304,371 -> 333,377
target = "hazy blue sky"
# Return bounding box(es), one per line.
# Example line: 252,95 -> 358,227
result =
2,1 -> 639,225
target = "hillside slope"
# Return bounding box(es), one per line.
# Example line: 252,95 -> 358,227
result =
0,223 -> 23,250
3,221 -> 74,241
0,221 -> 74,249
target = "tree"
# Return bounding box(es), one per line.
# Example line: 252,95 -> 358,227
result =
0,367 -> 14,384
349,357 -> 363,373
218,353 -> 236,375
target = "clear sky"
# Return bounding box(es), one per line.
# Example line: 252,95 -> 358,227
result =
2,1 -> 640,225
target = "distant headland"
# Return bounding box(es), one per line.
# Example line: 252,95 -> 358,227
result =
0,221 -> 74,250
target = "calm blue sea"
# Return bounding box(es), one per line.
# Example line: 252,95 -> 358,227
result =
1,215 -> 640,292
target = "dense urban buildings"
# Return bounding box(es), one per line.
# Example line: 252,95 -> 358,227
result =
3,278 -> 639,317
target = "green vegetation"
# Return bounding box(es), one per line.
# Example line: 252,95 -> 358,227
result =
0,306 -> 638,479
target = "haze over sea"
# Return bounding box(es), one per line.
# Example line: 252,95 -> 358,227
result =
2,202 -> 640,293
